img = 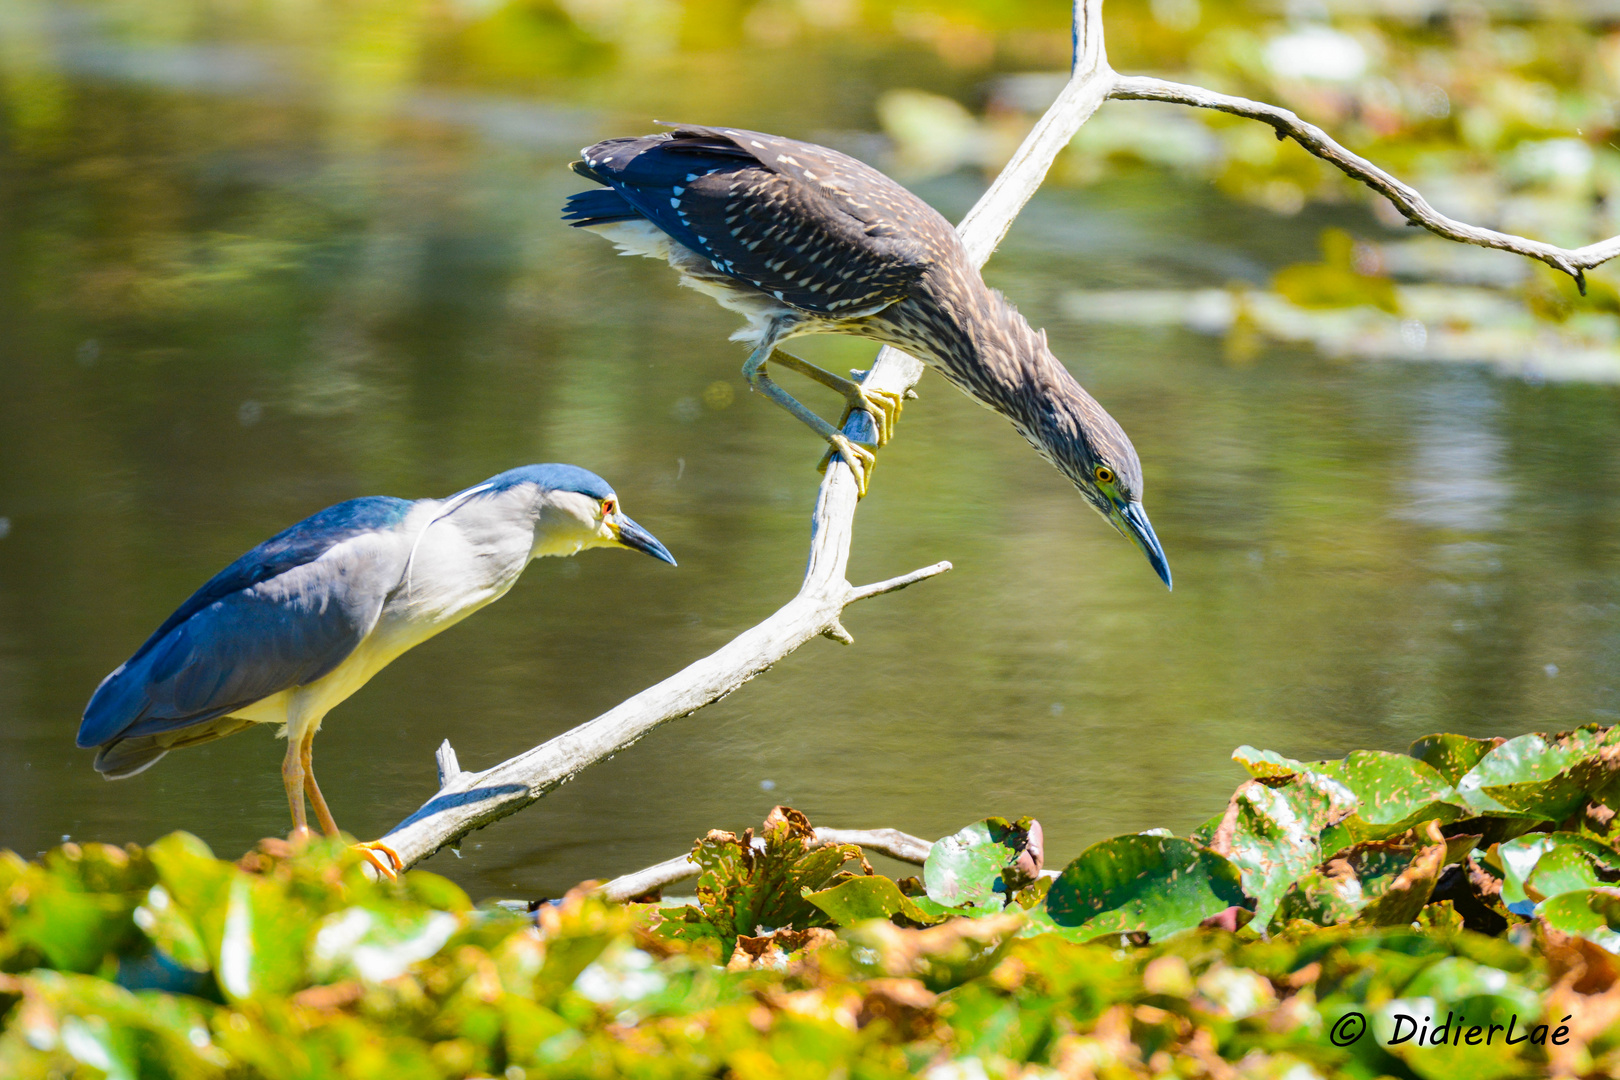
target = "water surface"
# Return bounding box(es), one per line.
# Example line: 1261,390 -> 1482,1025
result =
3,3 -> 1619,896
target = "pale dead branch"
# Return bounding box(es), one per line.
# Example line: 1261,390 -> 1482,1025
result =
1107,76 -> 1616,291
598,826 -> 935,903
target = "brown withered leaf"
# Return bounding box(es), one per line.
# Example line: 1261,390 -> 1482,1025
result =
657,807 -> 870,954
856,978 -> 939,1040
726,927 -> 837,972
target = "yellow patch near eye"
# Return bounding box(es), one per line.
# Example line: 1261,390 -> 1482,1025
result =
1094,465 -> 1114,484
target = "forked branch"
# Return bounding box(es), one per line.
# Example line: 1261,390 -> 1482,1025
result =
373,0 -> 1612,875
366,0 -> 1114,873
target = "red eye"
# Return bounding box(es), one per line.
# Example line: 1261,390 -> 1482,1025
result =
602,498 -> 616,517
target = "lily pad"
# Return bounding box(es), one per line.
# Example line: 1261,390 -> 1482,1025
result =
922,818 -> 1042,909
1270,832 -> 1447,930
655,807 -> 866,954
1045,836 -> 1246,943
1230,746 -> 1304,781
1497,833 -> 1620,906
1537,887 -> 1620,953
1202,773 -> 1356,926
803,876 -> 940,927
1408,733 -> 1501,785
1456,728 -> 1608,819
1314,751 -> 1464,851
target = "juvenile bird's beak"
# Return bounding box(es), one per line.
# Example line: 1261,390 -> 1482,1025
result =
1108,500 -> 1172,590
613,513 -> 677,566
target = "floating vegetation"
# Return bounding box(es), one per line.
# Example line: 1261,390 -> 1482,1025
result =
11,725 -> 1620,1076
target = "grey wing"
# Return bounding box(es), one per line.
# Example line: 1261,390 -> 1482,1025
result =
662,126 -> 950,316
79,531 -> 404,751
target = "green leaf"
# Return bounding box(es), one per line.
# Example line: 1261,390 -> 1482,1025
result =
1537,887 -> 1620,952
1230,746 -> 1303,780
922,818 -> 1040,908
1314,751 -> 1464,850
8,877 -> 138,973
1457,728 -> 1608,819
802,876 -> 941,927
1497,833 -> 1620,906
1409,733 -> 1501,785
309,905 -> 462,983
208,873 -> 314,1002
132,885 -> 211,973
1044,836 -> 1246,943
1202,773 -> 1357,926
1270,832 -> 1447,930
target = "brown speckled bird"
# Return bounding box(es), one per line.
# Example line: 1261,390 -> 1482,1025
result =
564,124 -> 1170,587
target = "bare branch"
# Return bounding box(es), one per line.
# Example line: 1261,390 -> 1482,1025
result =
1109,74 -> 1618,292
435,740 -> 462,787
598,826 -> 936,903
366,8 -> 1121,873
848,561 -> 954,604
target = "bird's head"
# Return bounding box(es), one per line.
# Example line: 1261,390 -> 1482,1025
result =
1058,410 -> 1171,590
452,464 -> 677,566
967,291 -> 1171,589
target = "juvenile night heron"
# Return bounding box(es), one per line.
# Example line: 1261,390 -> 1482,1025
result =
564,124 -> 1171,587
77,465 -> 675,874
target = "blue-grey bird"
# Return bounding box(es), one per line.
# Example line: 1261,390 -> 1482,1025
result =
563,124 -> 1170,588
77,464 -> 675,873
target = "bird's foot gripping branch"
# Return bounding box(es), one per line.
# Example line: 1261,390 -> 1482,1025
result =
13,724 -> 1620,1076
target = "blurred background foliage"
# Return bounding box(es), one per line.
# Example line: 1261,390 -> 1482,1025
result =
3,0 -> 1620,898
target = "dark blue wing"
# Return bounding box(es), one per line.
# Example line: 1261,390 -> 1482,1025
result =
79,497 -> 413,752
565,125 -> 939,316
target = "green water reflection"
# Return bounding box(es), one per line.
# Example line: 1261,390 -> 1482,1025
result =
2,2 -> 1619,897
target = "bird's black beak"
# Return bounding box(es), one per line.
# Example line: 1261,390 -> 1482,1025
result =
614,514 -> 677,566
1113,500 -> 1171,590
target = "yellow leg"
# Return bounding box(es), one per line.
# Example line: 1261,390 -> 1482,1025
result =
301,735 -> 342,838
743,341 -> 876,496
298,728 -> 401,879
768,349 -> 903,447
281,738 -> 312,845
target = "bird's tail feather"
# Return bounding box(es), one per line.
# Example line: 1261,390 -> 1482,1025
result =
561,187 -> 639,227
93,715 -> 256,780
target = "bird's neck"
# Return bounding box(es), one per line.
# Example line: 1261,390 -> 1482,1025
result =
396,496 -> 535,622
917,272 -> 1111,480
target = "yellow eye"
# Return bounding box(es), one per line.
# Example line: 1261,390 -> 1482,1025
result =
1094,465 -> 1114,485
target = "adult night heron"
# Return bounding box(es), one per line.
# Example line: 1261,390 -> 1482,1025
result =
77,464 -> 675,874
564,124 -> 1171,587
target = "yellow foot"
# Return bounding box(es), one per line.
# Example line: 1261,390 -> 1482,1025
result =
817,434 -> 875,497
839,385 -> 903,447
354,840 -> 403,880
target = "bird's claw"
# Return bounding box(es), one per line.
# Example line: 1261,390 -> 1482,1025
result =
817,434 -> 875,497
839,385 -> 903,448
354,840 -> 403,880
